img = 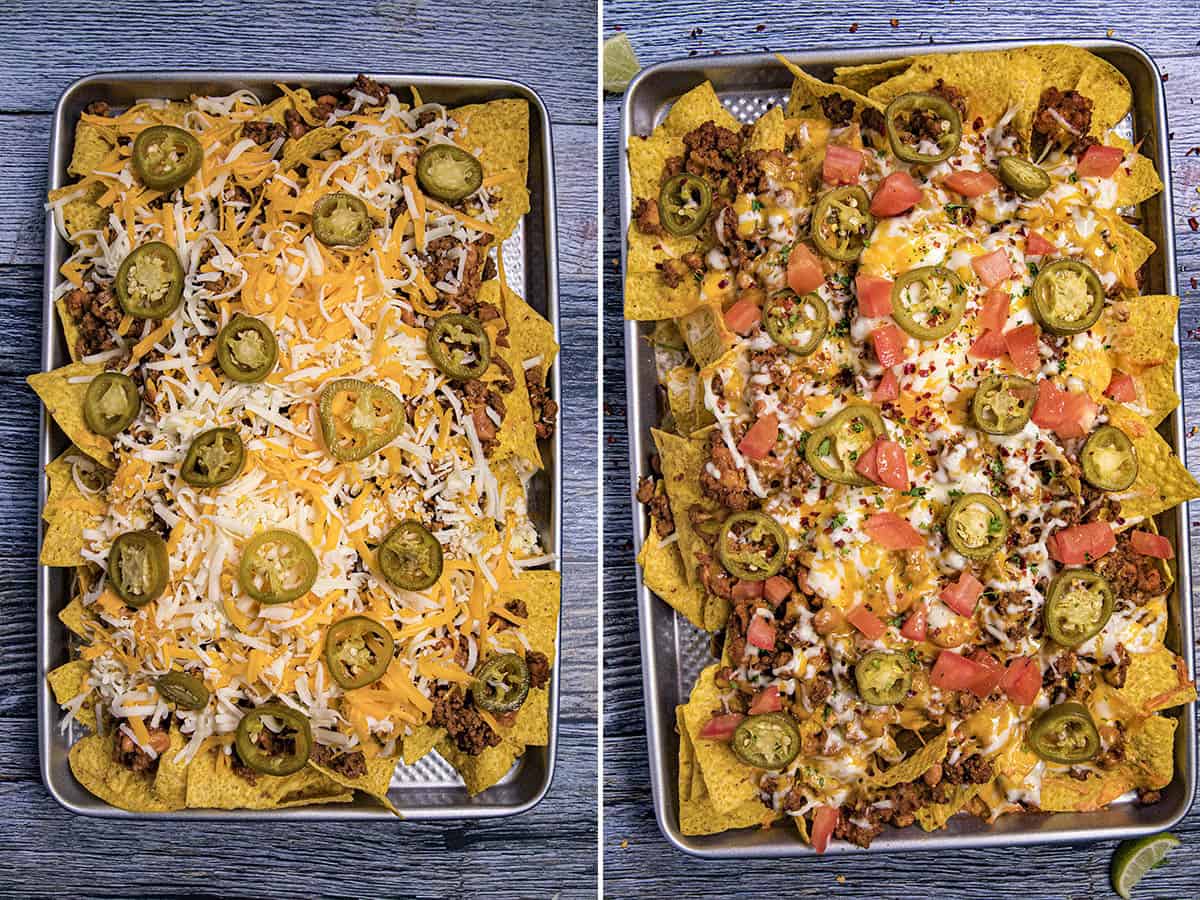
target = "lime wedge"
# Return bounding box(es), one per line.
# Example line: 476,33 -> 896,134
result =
1111,833 -> 1180,899
604,33 -> 640,94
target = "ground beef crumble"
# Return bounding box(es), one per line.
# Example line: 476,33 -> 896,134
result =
310,743 -> 367,779
1033,87 -> 1096,156
64,284 -> 122,358
526,650 -> 551,690
1095,531 -> 1167,605
113,725 -> 170,774
431,688 -> 501,756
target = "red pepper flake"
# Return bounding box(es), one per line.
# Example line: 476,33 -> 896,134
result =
890,17 -> 899,27
849,23 -> 859,32
1186,147 -> 1200,156
689,26 -> 703,38
1162,72 -> 1170,82
1191,277 -> 1198,290
1189,217 -> 1198,232
755,23 -> 766,32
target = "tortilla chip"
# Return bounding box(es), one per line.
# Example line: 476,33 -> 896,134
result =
41,448 -> 108,567
153,728 -> 191,808
677,705 -> 696,803
652,427 -> 715,588
638,527 -> 706,629
497,569 -> 559,662
184,746 -> 352,809
832,58 -> 915,95
436,735 -> 522,796
261,87 -> 316,125
916,783 -> 979,830
1103,294 -> 1180,373
871,729 -> 949,788
280,124 -> 350,172
69,732 -> 179,812
1113,217 -> 1158,276
1105,135 -> 1165,207
60,181 -> 109,240
478,281 -> 542,468
777,54 -> 883,122
67,122 -> 116,179
624,271 -> 703,321
501,281 -> 558,391
1106,404 -> 1200,522
1124,714 -> 1178,790
54,296 -> 84,363
59,595 -> 99,639
1018,45 -> 1132,137
681,665 -> 759,814
402,724 -> 445,765
664,365 -> 715,437
746,104 -> 787,153
1113,646 -> 1197,716
28,363 -> 114,466
1134,362 -> 1179,428
451,99 -> 531,241
47,658 -> 96,729
677,706 -> 777,835
309,754 -> 397,804
1041,767 -> 1134,812
703,593 -> 732,632
678,304 -> 735,369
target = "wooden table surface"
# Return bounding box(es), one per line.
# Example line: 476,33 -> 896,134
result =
0,2 -> 598,897
602,5 -> 1200,898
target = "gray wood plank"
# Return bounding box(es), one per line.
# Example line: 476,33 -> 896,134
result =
602,11 -> 1200,897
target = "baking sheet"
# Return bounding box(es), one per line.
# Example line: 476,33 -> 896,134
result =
37,71 -> 561,819
621,39 -> 1194,856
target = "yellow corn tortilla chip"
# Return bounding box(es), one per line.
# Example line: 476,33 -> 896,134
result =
624,271 -> 703,321
153,728 -> 191,808
261,87 -> 316,125
309,754 -> 397,802
1107,135 -> 1164,207
54,296 -> 84,363
871,729 -> 950,788
777,54 -> 883,122
1114,217 -> 1158,275
68,122 -> 116,178
435,735 -> 522,796
1041,767 -> 1133,812
500,281 -> 558,389
678,303 -> 735,369
41,448 -> 108,566
60,181 -> 109,240
1021,45 -> 1132,136
1133,362 -> 1179,428
681,665 -> 759,814
638,526 -> 706,630
832,58 -> 915,95
402,723 -> 445,765
451,99 -> 530,241
677,707 -> 778,835
476,281 -> 541,468
916,783 -> 980,831
69,732 -> 179,812
47,658 -> 96,730
1124,714 -> 1178,790
1103,294 -> 1180,373
497,569 -> 560,662
665,365 -> 715,437
59,595 -> 99,639
280,124 -> 350,172
1065,337 -> 1112,402
184,745 -> 352,810
28,363 -> 114,466
1106,404 -> 1200,522
703,593 -> 732,633
1113,646 -> 1197,716
652,427 -> 715,588
746,104 -> 786,153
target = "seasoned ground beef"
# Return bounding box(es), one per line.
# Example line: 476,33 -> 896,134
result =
636,476 -> 675,537
526,650 -> 551,690
1033,87 -> 1095,155
681,120 -> 744,180
930,79 -> 968,119
633,197 -> 664,236
114,725 -> 171,774
699,429 -> 754,510
243,119 -> 285,146
283,108 -> 309,140
525,364 -> 558,440
859,105 -> 886,136
84,100 -> 114,117
1095,531 -> 1167,605
349,74 -> 390,105
659,257 -> 689,288
697,550 -> 735,604
489,597 -> 528,631
1105,643 -> 1131,688
431,688 -> 501,756
231,754 -> 259,785
64,284 -> 123,358
819,93 -> 856,126
942,754 -> 993,786
1137,788 -> 1162,805
310,743 -> 367,779
462,378 -> 506,455
833,798 -> 883,848
729,148 -> 785,195
424,236 -> 491,307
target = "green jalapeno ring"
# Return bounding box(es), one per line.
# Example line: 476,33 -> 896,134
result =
115,242 -> 185,320
804,404 -> 887,486
317,378 -> 405,462
132,125 -> 203,192
716,510 -> 789,581
311,192 -> 373,248
970,374 -> 1037,435
885,92 -> 964,165
811,186 -> 875,262
156,671 -> 210,710
471,653 -> 532,714
855,650 -> 914,706
1080,425 -> 1138,492
891,266 -> 967,341
945,492 -> 1009,559
763,291 -> 829,356
83,372 -> 140,437
235,703 -> 313,776
108,529 -> 170,608
378,519 -> 444,591
416,144 -> 484,203
657,173 -> 713,238
426,314 -> 492,381
1030,259 -> 1105,336
1044,568 -> 1115,647
731,712 -> 802,770
997,156 -> 1052,199
324,616 -> 395,690
216,316 -> 279,383
238,529 -> 319,605
1028,700 -> 1101,764
180,427 -> 245,488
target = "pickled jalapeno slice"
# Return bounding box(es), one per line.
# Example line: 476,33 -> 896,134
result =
180,427 -> 245,488
1030,260 -> 1104,336
1080,425 -> 1138,492
317,378 -> 404,462
1043,568 -> 1114,647
970,374 -> 1037,435
945,492 -> 1009,559
115,242 -> 184,319
716,511 -> 788,581
855,651 -> 914,705
416,144 -> 484,203
1028,701 -> 1100,764
108,530 -> 170,608
216,316 -> 278,383
324,616 -> 395,690
658,173 -> 712,237
891,266 -> 966,341
763,291 -> 829,356
997,156 -> 1051,199
235,703 -> 313,776
378,520 -> 444,591
132,125 -> 203,192
238,529 -> 319,605
471,653 -> 531,714
731,713 -> 801,770
805,404 -> 887,485
885,92 -> 963,165
155,671 -> 210,710
311,192 -> 373,247
83,372 -> 140,437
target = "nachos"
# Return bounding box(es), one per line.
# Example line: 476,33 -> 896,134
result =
36,74 -> 560,812
627,46 -> 1197,849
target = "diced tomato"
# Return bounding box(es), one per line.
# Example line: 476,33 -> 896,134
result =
787,242 -> 825,294
967,329 -> 1007,360
738,413 -> 779,461
864,511 -> 924,550
855,273 -> 894,317
873,368 -> 900,403
724,297 -> 761,335
1078,144 -> 1125,178
979,289 -> 1011,333
1131,530 -> 1174,559
764,574 -> 794,604
870,171 -> 923,217
811,806 -> 840,854
1048,521 -> 1116,565
1004,323 -> 1041,375
967,651 -> 1006,699
939,572 -> 983,617
846,605 -> 886,641
747,615 -> 777,651
854,440 -> 880,482
944,169 -> 1000,198
873,440 -> 910,491
930,650 -> 990,692
823,144 -> 864,185
871,323 -> 909,368
1104,370 -> 1137,403
971,249 -> 1016,288
732,579 -> 764,602
1055,390 -> 1099,439
698,713 -> 745,741
748,685 -> 783,716
1025,230 -> 1056,257
900,604 -> 928,641
999,656 -> 1041,706
1032,380 -> 1066,430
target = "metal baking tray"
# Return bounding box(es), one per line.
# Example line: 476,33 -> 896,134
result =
621,39 -> 1193,856
38,72 -> 561,819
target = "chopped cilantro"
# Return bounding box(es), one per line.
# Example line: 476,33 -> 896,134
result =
751,199 -> 764,212
988,515 -> 1004,534
948,488 -> 964,499
902,486 -> 927,498
830,512 -> 848,529
1028,261 -> 1039,277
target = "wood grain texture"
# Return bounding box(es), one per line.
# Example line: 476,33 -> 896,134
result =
1,1 -> 599,896
602,7 -> 1200,898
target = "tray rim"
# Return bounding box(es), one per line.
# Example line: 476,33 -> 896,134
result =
37,69 -> 562,821
620,37 -> 1196,857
